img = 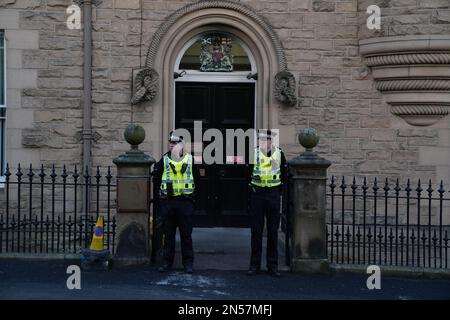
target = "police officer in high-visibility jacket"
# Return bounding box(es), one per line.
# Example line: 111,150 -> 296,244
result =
247,130 -> 287,277
153,131 -> 198,274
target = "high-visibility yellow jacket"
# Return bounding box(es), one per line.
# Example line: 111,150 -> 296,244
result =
251,147 -> 282,188
160,153 -> 195,196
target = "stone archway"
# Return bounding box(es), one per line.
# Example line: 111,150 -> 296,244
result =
130,0 -> 296,155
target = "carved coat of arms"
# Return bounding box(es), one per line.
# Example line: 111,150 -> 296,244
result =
200,35 -> 233,72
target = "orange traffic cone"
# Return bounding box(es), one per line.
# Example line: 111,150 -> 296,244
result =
90,216 -> 104,251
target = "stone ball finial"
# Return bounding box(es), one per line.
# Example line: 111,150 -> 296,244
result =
298,128 -> 319,151
124,123 -> 146,149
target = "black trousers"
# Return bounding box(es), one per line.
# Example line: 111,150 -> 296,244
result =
249,187 -> 281,270
160,197 -> 194,267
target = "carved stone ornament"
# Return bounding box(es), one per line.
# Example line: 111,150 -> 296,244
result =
131,68 -> 159,105
131,0 -> 296,107
73,0 -> 102,6
274,71 -> 298,107
360,35 -> 450,126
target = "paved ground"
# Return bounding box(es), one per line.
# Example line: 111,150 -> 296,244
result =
1,228 -> 450,300
1,260 -> 450,300
170,228 -> 288,270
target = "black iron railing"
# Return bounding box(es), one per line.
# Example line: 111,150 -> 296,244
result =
327,176 -> 450,269
0,164 -> 117,255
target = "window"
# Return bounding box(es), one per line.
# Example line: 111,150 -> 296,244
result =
179,33 -> 252,72
0,31 -> 6,178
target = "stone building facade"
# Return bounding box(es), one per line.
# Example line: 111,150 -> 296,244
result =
0,0 -> 449,186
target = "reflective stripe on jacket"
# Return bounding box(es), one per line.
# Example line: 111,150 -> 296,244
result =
251,148 -> 282,188
161,153 -> 195,196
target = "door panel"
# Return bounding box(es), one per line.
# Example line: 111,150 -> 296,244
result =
216,85 -> 254,127
175,83 -> 213,129
214,84 -> 254,227
175,81 -> 255,227
215,165 -> 251,227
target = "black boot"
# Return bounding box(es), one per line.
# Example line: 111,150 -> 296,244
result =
158,263 -> 171,273
247,266 -> 260,276
184,265 -> 194,274
267,268 -> 281,277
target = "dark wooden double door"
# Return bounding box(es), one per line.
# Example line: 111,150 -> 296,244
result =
175,82 -> 255,227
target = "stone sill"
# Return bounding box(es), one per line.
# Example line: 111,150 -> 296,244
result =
0,253 -> 80,261
2,252 -> 449,279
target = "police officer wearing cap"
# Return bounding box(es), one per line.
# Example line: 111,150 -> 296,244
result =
247,130 -> 287,277
153,131 -> 199,274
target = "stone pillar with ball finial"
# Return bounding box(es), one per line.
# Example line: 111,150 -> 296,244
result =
288,128 -> 331,273
112,124 -> 155,266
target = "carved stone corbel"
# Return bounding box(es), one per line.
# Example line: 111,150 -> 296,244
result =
360,35 -> 450,126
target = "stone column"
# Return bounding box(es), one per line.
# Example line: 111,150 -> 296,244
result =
112,124 -> 155,266
288,128 -> 331,273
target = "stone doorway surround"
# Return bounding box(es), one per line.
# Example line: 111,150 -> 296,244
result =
129,0 -> 297,157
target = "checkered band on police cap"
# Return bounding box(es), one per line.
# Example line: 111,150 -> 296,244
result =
169,131 -> 183,143
258,129 -> 277,139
